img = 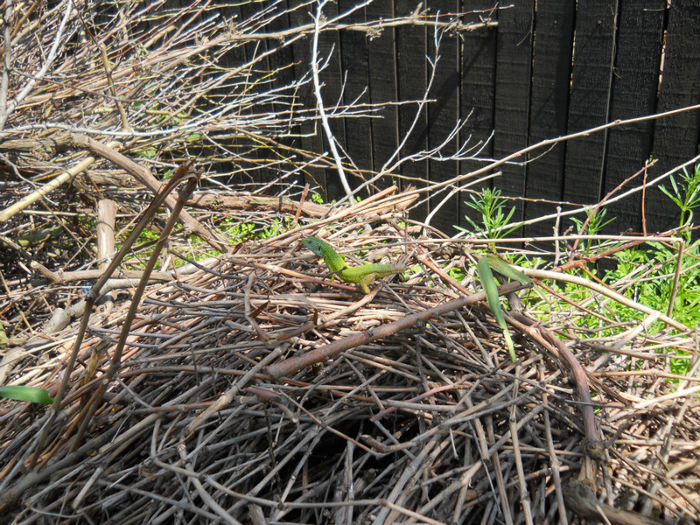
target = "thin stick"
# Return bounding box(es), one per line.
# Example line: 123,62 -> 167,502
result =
0,156 -> 96,222
0,0 -> 12,129
666,239 -> 684,318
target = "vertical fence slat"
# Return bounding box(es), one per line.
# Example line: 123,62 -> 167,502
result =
286,1 -> 328,196
396,0 -> 429,220
603,0 -> 665,234
426,0 -> 461,233
339,1 -> 373,194
524,0 -> 576,237
317,1 -> 347,199
648,0 -> 700,233
218,2 -> 261,186
455,1 -> 498,233
367,0 -> 399,182
493,1 -> 534,235
562,1 -> 617,217
264,1 -> 299,193
240,1 -> 286,186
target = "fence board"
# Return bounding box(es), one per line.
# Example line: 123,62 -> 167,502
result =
562,0 -> 616,215
524,0 -> 576,237
318,1 -> 349,200
338,1 -> 373,195
604,0 -> 666,234
426,0 -> 461,233
456,1 -> 498,234
260,1 -> 300,194
284,2 -> 328,196
367,0 -> 399,181
492,1 -> 534,236
395,0 -> 429,220
217,1 -> 264,186
648,0 -> 700,233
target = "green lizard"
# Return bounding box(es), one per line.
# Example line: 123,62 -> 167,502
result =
302,236 -> 405,294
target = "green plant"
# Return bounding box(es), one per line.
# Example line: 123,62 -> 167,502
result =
260,218 -> 292,239
445,170 -> 698,380
456,188 -> 518,240
137,146 -> 157,159
445,267 -> 465,281
659,163 -> 700,241
611,242 -> 698,321
140,228 -> 161,241
218,219 -> 256,241
570,208 -> 615,256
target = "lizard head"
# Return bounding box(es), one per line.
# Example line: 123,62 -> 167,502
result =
301,236 -> 327,257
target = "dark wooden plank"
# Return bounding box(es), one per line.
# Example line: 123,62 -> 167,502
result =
236,1 -> 273,186
366,0 -> 399,186
523,0 -> 575,237
261,1 -> 302,194
284,1 -> 328,197
604,0 -> 665,234
562,1 -> 616,213
647,0 -> 700,233
492,1 -> 534,237
456,1 -> 498,234
267,0 -> 343,200
281,1 -> 344,200
338,0 -> 372,195
425,0 -> 461,233
315,1 -> 347,201
213,2 -> 265,187
395,0 -> 429,221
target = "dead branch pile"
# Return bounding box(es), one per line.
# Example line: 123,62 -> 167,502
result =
0,1 -> 699,524
0,190 -> 698,524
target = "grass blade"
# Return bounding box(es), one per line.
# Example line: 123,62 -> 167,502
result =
477,256 -> 517,361
0,385 -> 54,405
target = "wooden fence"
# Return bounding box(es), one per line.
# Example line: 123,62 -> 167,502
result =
227,0 -> 699,237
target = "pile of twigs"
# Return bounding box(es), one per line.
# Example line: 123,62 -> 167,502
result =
1,1 -> 698,523
0,188 -> 697,523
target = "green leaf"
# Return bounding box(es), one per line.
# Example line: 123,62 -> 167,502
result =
446,267 -> 466,281
485,254 -> 531,285
477,257 -> 507,330
138,146 -> 157,159
0,385 -> 54,405
477,256 -> 517,362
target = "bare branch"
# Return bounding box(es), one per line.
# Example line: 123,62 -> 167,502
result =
0,0 -> 74,129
